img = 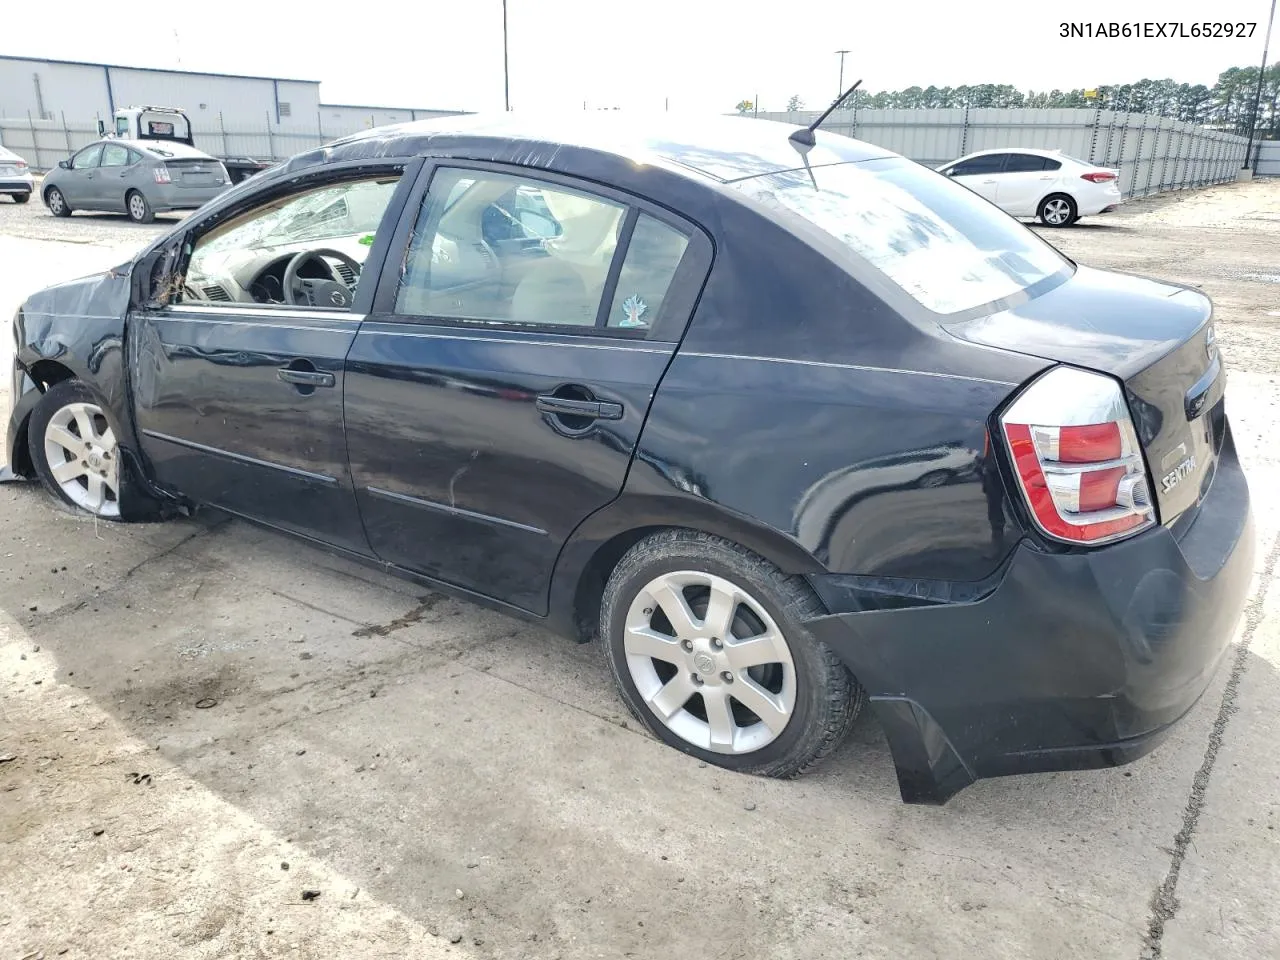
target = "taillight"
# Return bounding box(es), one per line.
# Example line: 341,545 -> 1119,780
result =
15,160 -> 27,170
153,166 -> 172,184
1000,366 -> 1155,545
1081,171 -> 1117,183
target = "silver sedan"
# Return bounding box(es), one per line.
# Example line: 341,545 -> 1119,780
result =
41,139 -> 230,223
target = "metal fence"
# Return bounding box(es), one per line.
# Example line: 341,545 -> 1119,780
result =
1257,141 -> 1280,177
755,108 -> 1251,198
0,111 -> 430,172
2,107 -> 1258,198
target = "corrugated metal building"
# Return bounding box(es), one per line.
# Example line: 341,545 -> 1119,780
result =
0,55 -> 459,129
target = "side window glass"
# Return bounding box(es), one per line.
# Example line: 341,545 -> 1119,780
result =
396,167 -> 625,328
954,155 -> 1004,176
1004,154 -> 1048,173
606,215 -> 689,331
72,144 -> 103,169
1042,158 -> 1062,171
181,175 -> 400,308
115,117 -> 129,137
101,144 -> 130,168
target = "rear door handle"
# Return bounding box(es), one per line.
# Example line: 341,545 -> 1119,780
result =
278,367 -> 335,388
535,395 -> 623,420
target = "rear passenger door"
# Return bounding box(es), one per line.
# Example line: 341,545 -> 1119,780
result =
344,162 -> 712,613
994,153 -> 1056,216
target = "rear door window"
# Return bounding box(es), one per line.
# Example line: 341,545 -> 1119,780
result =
736,157 -> 1071,316
100,144 -> 131,168
1003,154 -> 1049,173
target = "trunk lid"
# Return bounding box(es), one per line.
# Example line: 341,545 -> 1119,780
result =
164,158 -> 225,188
946,265 -> 1224,527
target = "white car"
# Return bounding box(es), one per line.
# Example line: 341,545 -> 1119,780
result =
937,148 -> 1122,227
0,144 -> 34,203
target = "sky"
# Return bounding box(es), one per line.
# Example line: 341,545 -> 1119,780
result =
1,0 -> 1274,114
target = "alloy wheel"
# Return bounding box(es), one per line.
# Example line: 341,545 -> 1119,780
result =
1043,198 -> 1072,225
129,193 -> 147,221
623,570 -> 796,754
42,401 -> 121,517
48,189 -> 64,214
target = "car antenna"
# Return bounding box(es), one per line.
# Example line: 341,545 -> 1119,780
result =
788,79 -> 863,152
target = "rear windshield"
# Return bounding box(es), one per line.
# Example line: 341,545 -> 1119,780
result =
735,157 -> 1071,316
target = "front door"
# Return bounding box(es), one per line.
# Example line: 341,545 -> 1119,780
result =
344,163 -> 711,613
129,168 -> 410,553
946,153 -> 1006,204
63,143 -> 104,209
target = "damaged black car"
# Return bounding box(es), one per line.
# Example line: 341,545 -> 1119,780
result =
4,112 -> 1253,803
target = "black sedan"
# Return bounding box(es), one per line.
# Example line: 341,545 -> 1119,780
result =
4,113 -> 1253,804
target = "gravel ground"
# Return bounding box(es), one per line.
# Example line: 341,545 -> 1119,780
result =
1,180 -> 1279,960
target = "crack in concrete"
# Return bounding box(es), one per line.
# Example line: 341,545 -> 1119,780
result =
1140,533 -> 1280,959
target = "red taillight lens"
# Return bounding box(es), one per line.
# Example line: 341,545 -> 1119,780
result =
15,160 -> 27,170
1081,171 -> 1117,183
1001,367 -> 1155,545
153,166 -> 171,184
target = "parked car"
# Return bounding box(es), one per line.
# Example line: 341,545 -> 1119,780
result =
937,147 -> 1122,226
41,139 -> 230,223
4,113 -> 1251,804
0,144 -> 34,202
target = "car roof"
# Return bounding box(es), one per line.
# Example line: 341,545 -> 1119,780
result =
105,138 -> 215,160
950,147 -> 1089,163
317,111 -> 896,184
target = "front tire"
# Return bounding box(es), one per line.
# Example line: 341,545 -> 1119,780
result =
13,192 -> 30,204
126,190 -> 155,224
600,530 -> 862,778
1037,193 -> 1078,227
28,380 -> 124,519
45,186 -> 71,217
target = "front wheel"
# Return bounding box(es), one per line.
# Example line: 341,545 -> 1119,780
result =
1037,194 -> 1078,227
28,380 -> 123,518
126,190 -> 155,224
600,530 -> 862,778
45,186 -> 71,217
13,192 -> 30,204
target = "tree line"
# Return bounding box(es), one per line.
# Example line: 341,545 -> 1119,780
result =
740,64 -> 1280,138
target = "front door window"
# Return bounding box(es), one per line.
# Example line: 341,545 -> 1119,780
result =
182,176 -> 401,308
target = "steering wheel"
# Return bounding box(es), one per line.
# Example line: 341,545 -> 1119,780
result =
282,248 -> 363,308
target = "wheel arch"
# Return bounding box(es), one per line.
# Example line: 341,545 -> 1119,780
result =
548,493 -> 826,643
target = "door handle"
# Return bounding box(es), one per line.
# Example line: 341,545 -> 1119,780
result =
981,179 -> 997,184
535,395 -> 623,420
278,367 -> 335,388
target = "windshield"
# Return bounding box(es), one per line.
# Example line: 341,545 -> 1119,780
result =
199,179 -> 399,255
735,158 -> 1071,316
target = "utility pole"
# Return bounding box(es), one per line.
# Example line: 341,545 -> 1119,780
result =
836,50 -> 851,100
502,0 -> 511,110
1242,0 -> 1276,170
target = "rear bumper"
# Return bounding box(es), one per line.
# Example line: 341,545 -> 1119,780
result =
0,179 -> 33,194
805,427 -> 1254,804
1079,193 -> 1124,216
150,183 -> 227,212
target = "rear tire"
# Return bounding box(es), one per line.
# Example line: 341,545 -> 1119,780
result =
13,192 -> 30,204
599,529 -> 862,778
126,189 -> 155,224
1037,193 -> 1078,227
45,186 -> 71,217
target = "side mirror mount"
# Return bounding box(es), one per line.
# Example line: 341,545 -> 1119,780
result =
58,159 -> 71,170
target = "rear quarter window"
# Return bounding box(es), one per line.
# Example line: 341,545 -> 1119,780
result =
735,158 -> 1071,316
